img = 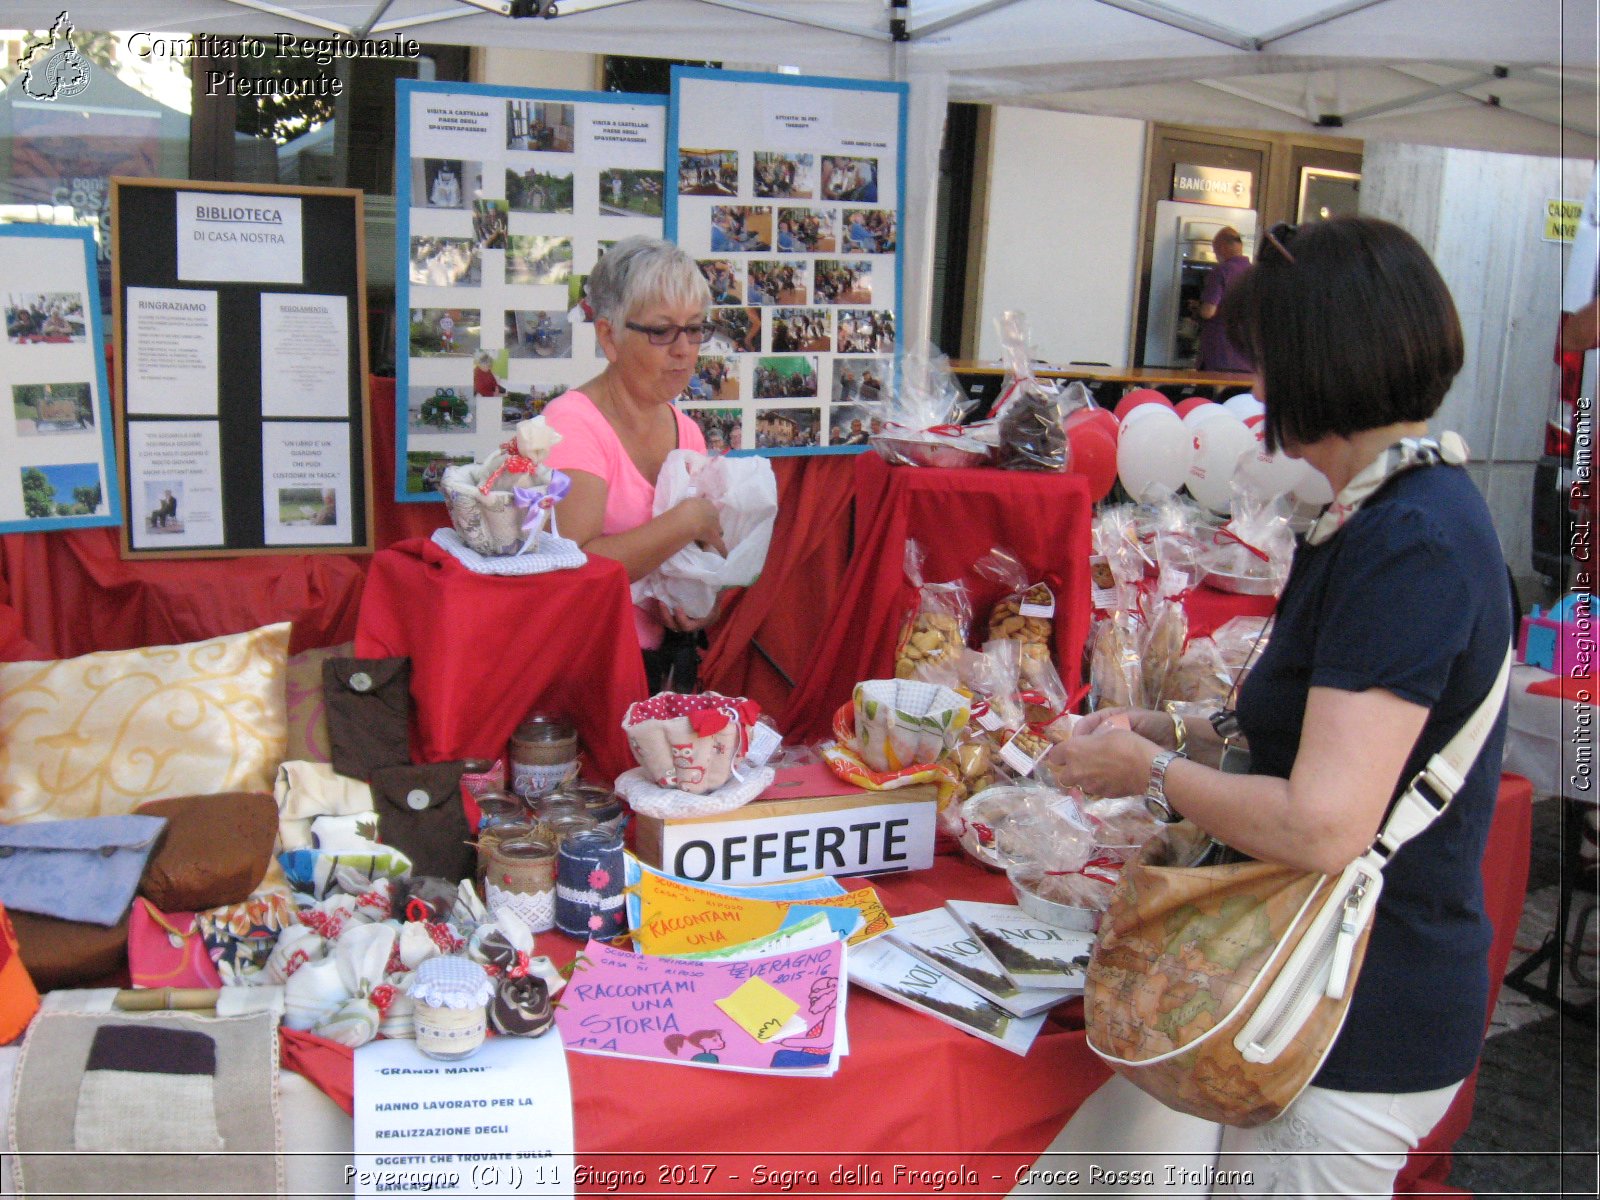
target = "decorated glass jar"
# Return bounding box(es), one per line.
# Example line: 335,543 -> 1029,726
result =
410,957 -> 495,1061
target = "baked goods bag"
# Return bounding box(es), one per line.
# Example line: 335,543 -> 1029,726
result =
893,540 -> 970,683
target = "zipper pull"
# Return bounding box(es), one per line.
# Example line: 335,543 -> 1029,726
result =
1327,881 -> 1366,1000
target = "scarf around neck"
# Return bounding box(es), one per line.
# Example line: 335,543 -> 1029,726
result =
1302,430 -> 1468,546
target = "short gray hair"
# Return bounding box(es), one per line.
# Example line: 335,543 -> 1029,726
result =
585,236 -> 710,326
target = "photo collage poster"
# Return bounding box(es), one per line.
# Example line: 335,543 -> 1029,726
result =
0,226 -> 120,534
397,81 -> 667,499
667,67 -> 907,455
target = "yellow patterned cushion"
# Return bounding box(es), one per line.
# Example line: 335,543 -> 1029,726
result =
0,623 -> 290,823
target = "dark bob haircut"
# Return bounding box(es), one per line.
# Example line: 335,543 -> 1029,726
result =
1222,216 -> 1464,454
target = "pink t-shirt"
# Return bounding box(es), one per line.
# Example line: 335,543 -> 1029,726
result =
543,389 -> 707,649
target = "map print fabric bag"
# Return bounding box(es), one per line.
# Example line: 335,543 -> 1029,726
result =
1084,646 -> 1510,1127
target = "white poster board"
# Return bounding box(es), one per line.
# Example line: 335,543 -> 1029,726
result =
396,81 -> 667,500
0,226 -> 120,533
666,67 -> 908,456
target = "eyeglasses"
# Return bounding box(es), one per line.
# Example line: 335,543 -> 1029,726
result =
624,320 -> 712,345
1261,222 -> 1298,265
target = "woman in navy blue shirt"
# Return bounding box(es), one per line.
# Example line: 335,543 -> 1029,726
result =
1053,217 -> 1511,1196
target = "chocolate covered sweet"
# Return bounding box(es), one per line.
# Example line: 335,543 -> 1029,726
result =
491,973 -> 554,1037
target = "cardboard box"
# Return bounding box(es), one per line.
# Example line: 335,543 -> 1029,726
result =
632,763 -> 938,885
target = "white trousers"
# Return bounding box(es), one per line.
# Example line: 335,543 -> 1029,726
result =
1211,1080 -> 1464,1198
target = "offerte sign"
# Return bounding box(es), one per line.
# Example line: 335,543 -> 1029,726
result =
1172,163 -> 1253,208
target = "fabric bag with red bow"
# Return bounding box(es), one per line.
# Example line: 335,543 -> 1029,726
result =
128,898 -> 223,990
622,692 -> 762,795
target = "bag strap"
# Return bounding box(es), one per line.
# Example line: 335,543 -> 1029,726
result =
1362,642 -> 1513,871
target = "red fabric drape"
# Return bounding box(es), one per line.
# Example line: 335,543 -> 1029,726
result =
699,455 -> 856,716
354,537 -> 647,783
782,454 -> 1095,741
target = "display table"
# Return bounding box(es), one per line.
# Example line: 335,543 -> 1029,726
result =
354,537 -> 647,783
782,454 -> 1094,741
0,780 -> 1529,1197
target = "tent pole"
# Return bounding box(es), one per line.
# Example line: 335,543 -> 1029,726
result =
354,1 -> 398,39
1333,67 -> 1507,125
908,0 -> 1027,41
212,0 -> 352,35
1089,0 -> 1258,52
1257,0 -> 1393,50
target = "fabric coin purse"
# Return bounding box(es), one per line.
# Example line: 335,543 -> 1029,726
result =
0,815 -> 167,927
322,656 -> 412,781
369,762 -> 473,883
128,899 -> 223,990
622,693 -> 761,795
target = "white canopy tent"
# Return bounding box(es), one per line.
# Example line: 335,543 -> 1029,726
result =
7,1 -> 1596,341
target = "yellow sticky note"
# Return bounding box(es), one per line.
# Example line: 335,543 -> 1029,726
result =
714,977 -> 800,1043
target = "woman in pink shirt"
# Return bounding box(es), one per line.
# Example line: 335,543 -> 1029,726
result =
544,236 -> 726,690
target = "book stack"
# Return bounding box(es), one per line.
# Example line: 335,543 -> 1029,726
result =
847,900 -> 1095,1057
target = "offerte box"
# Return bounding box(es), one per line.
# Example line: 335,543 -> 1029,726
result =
632,763 -> 937,885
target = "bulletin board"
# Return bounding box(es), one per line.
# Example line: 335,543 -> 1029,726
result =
0,224 -> 122,534
110,177 -> 373,558
666,66 -> 908,456
395,80 -> 667,501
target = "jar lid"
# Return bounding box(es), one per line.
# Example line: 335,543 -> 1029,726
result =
561,827 -> 623,853
497,836 -> 556,859
410,956 -> 494,1008
545,812 -> 598,836
513,715 -> 575,742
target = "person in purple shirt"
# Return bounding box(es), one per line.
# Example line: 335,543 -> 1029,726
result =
1197,226 -> 1253,371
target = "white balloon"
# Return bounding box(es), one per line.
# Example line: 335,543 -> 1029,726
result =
1186,415 -> 1256,513
1120,402 -> 1174,431
1117,409 -> 1195,501
1292,460 -> 1335,506
1180,401 -> 1225,430
1223,393 -> 1266,419
1234,427 -> 1304,497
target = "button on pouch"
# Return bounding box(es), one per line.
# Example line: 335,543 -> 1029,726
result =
369,762 -> 473,883
322,656 -> 412,781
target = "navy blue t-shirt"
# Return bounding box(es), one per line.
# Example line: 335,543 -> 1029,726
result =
1234,463 -> 1510,1093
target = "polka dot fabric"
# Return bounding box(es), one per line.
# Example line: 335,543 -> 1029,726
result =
623,692 -> 742,724
621,692 -> 761,796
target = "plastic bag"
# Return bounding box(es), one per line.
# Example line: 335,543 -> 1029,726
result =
976,547 -> 1055,660
991,312 -> 1084,471
894,540 -> 970,681
870,343 -> 990,468
1200,482 -> 1297,596
632,450 -> 778,620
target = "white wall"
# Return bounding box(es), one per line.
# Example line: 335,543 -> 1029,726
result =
974,108 -> 1145,365
1363,143 -> 1594,581
473,47 -> 595,90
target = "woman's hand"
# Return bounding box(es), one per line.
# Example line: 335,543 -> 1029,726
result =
1048,725 -> 1161,800
673,496 -> 727,557
659,593 -> 725,634
1075,706 -> 1177,747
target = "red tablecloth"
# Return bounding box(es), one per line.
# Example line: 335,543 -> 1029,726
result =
1183,581 -> 1277,640
279,774 -> 1532,1196
354,537 -> 647,783
782,455 -> 1095,741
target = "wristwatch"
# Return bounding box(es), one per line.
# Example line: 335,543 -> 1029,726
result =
1144,749 -> 1186,823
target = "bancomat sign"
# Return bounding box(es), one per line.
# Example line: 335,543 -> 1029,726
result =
1172,164 -> 1253,209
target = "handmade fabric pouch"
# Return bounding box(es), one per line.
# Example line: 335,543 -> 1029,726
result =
622,692 -> 762,794
369,761 -> 473,883
128,899 -> 223,990
323,656 -> 412,780
0,901 -> 40,1044
0,814 -> 167,926
134,793 -> 279,912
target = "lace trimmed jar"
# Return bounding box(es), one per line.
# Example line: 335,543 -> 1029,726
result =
410,957 -> 495,1061
484,834 -> 557,934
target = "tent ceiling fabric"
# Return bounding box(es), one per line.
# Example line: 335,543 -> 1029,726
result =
3,1 -> 1591,151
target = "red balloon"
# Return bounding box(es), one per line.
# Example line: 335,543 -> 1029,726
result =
1113,387 -> 1175,422
1066,405 -> 1119,440
1066,417 -> 1119,502
1174,395 -> 1213,420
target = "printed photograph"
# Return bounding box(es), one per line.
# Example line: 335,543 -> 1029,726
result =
832,356 -> 889,404
772,308 -> 831,353
406,451 -> 476,495
697,260 -> 743,305
21,462 -> 103,520
6,292 -> 87,343
409,236 -> 482,288
710,206 -> 773,253
409,308 -> 480,357
134,478 -> 177,530
412,158 -> 481,210
814,259 -> 873,305
708,307 -> 762,355
506,165 -> 574,214
821,155 -> 879,203
13,381 -> 93,435
407,384 -> 476,434
599,168 -> 664,218
472,199 -> 509,251
776,208 -> 837,254
473,349 -> 509,397
277,486 -> 337,528
755,407 -> 821,450
506,234 -> 573,286
827,403 -> 878,447
678,148 -> 738,196
753,151 -> 815,199
754,355 -> 819,401
836,309 -> 895,354
502,382 -> 568,428
685,356 -> 739,403
844,209 -> 897,254
683,407 -> 741,454
505,310 -> 573,359
507,100 -> 575,152
748,260 -> 806,306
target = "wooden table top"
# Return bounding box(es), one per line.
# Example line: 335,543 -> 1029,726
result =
948,360 -> 1254,389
